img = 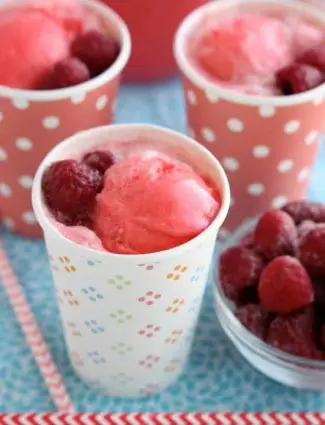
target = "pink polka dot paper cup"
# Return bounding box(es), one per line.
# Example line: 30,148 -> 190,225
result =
32,124 -> 230,397
0,0 -> 131,239
174,0 -> 325,237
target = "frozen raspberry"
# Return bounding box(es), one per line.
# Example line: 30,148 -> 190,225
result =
276,63 -> 324,95
282,200 -> 325,225
42,160 -> 102,225
313,279 -> 325,309
82,150 -> 115,174
298,48 -> 325,72
254,209 -> 298,260
72,30 -> 120,76
298,220 -> 316,240
221,281 -> 242,302
39,57 -> 90,89
267,308 -> 323,360
299,224 -> 325,277
258,256 -> 314,314
220,246 -> 264,291
237,285 -> 260,306
235,304 -> 270,339
221,282 -> 260,305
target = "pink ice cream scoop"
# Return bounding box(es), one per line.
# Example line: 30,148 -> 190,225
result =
192,12 -> 325,95
0,0 -> 102,89
0,8 -> 70,89
93,151 -> 220,254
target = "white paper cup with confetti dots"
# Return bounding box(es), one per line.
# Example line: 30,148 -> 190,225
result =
32,124 -> 230,397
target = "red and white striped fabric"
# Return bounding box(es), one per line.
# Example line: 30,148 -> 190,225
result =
0,413 -> 325,424
0,242 -> 74,413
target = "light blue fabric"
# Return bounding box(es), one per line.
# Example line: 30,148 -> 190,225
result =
1,79 -> 325,413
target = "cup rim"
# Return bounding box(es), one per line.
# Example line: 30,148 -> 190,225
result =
213,218 -> 325,369
0,0 -> 131,101
32,123 -> 231,261
174,0 -> 325,107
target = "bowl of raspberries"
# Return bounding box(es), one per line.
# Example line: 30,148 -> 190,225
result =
214,200 -> 325,390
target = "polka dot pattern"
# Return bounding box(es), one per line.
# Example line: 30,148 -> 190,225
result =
305,131 -> 319,145
12,98 -> 29,110
247,183 -> 265,196
205,88 -> 219,103
271,196 -> 288,209
298,167 -> 310,182
252,145 -> 270,158
71,93 -> 86,104
259,105 -> 276,118
187,90 -> 197,105
22,211 -> 36,224
201,127 -> 216,143
96,95 -> 109,111
284,120 -> 300,134
222,157 -> 239,172
0,147 -> 7,161
227,118 -> 244,133
18,176 -> 33,189
183,76 -> 324,231
43,116 -> 60,130
0,72 -> 119,238
277,159 -> 294,173
16,138 -> 33,151
0,182 -> 12,197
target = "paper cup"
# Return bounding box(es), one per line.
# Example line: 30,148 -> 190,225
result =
32,124 -> 230,397
175,0 -> 325,237
0,0 -> 131,239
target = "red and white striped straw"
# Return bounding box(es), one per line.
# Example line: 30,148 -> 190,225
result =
0,241 -> 74,413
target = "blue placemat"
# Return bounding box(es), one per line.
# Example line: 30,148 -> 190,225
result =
1,79 -> 325,413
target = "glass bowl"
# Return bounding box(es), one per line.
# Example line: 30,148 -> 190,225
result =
213,219 -> 325,390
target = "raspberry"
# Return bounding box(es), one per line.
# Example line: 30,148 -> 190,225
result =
221,281 -> 260,305
298,48 -> 325,72
235,304 -> 270,339
282,200 -> 325,225
39,57 -> 90,89
237,285 -> 260,306
313,279 -> 325,309
82,150 -> 115,174
72,30 -> 120,76
219,246 -> 264,292
299,224 -> 325,277
276,63 -> 324,95
221,281 -> 242,302
258,256 -> 314,314
42,160 -> 102,225
298,220 -> 316,240
254,209 -> 298,260
267,308 -> 323,360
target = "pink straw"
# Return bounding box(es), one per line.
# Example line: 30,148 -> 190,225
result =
0,241 -> 74,413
